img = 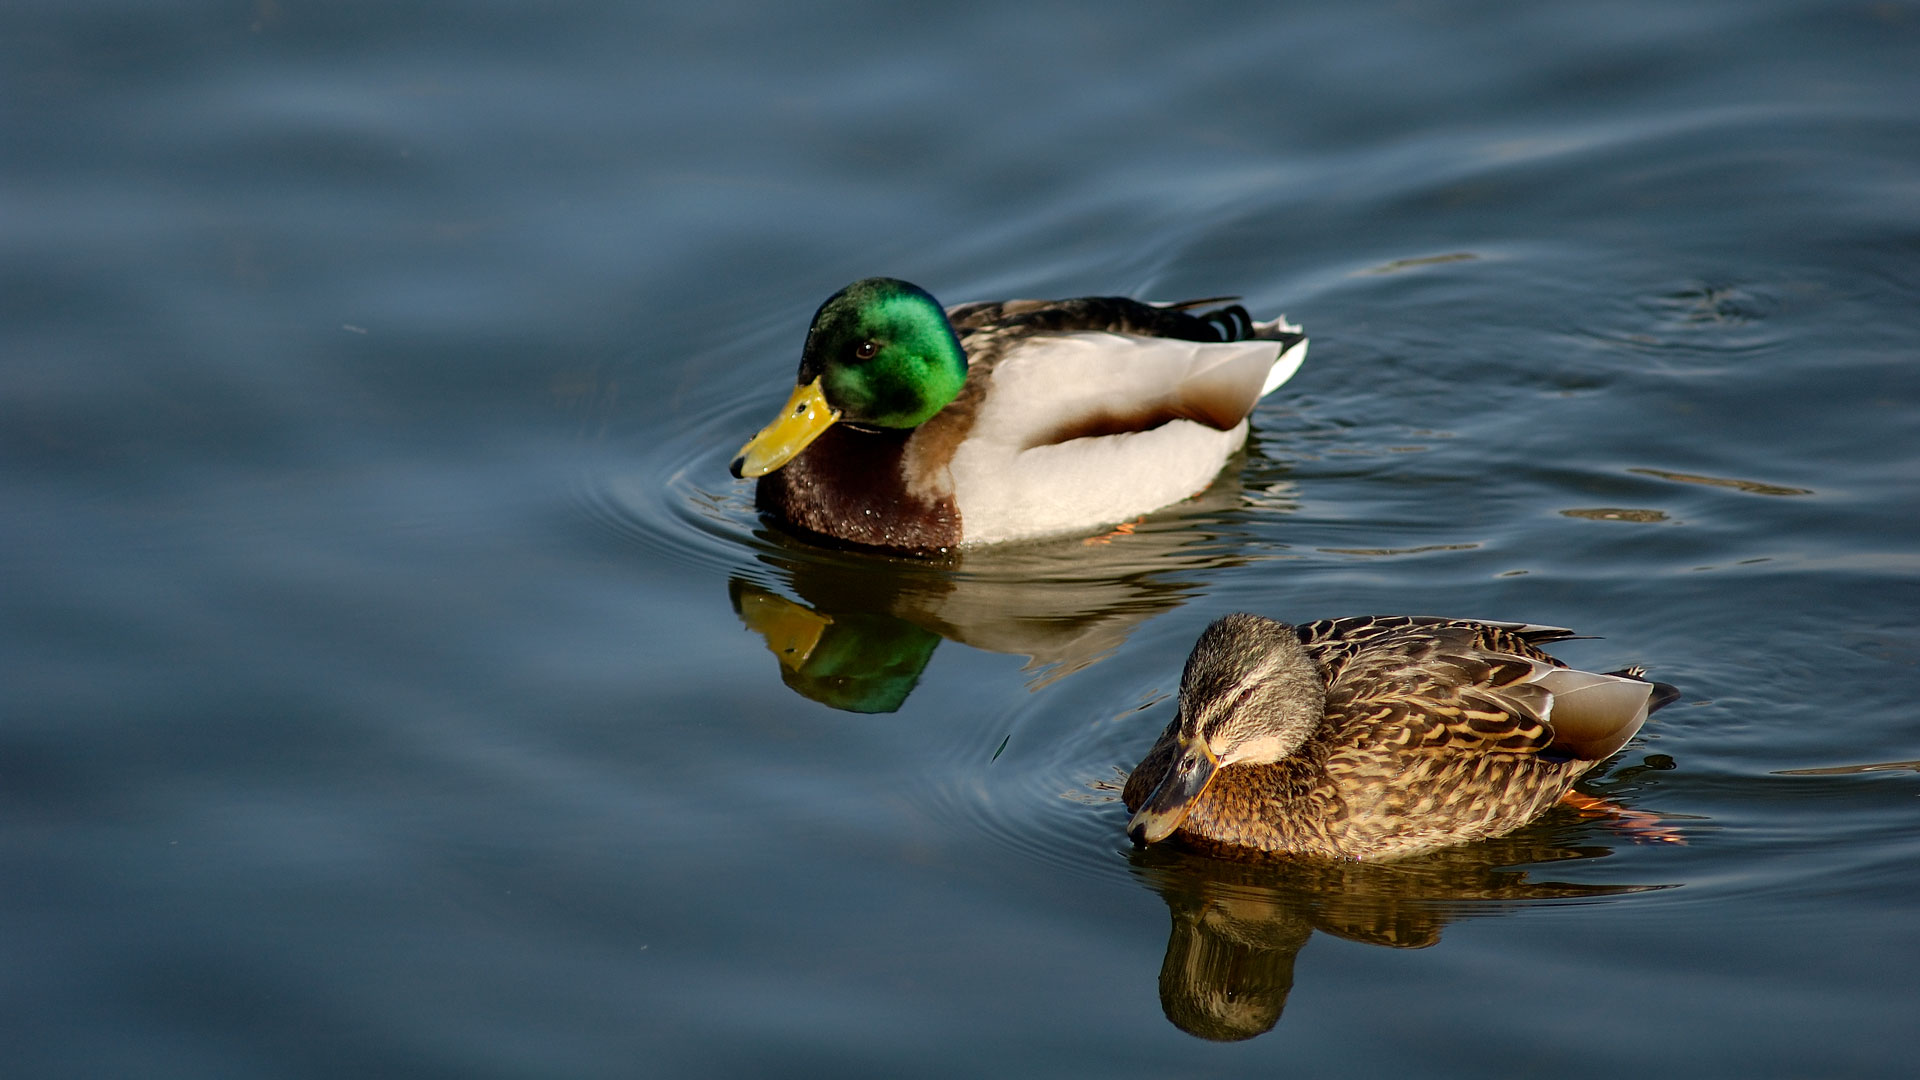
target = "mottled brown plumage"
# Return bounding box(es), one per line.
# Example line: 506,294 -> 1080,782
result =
1123,614 -> 1678,860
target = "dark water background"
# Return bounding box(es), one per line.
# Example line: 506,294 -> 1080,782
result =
7,1 -> 1920,1076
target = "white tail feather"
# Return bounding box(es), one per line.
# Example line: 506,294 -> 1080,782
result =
1260,336 -> 1308,397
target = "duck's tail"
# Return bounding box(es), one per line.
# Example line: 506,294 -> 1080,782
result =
1608,666 -> 1683,714
1137,297 -> 1308,397
1256,327 -> 1308,397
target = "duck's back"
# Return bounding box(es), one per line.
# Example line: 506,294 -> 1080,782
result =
943,297 -> 1306,546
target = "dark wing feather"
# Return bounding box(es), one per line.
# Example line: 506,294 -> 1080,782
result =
946,296 -> 1297,344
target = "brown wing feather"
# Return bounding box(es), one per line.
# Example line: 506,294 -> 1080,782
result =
1309,617 -> 1564,760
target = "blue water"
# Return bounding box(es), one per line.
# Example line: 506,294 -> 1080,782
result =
6,1 -> 1919,1076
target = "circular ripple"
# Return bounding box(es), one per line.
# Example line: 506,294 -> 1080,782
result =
912,666 -> 1180,886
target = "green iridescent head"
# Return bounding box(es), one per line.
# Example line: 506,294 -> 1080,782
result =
799,277 -> 968,428
731,277 -> 968,478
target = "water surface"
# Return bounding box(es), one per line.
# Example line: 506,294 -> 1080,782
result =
6,1 -> 1919,1076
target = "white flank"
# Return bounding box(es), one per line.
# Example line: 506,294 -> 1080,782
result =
946,331 -> 1298,545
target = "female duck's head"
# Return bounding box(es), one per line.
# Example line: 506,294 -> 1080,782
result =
1128,614 -> 1329,846
731,278 -> 969,478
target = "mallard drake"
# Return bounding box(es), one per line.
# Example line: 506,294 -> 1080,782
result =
1124,614 -> 1680,860
729,278 -> 1307,552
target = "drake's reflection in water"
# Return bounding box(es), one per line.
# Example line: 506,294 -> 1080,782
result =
727,470 -> 1293,712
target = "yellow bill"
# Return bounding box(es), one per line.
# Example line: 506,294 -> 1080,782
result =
730,378 -> 842,478
732,584 -> 832,672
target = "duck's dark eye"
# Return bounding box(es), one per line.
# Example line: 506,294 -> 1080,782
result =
853,340 -> 879,360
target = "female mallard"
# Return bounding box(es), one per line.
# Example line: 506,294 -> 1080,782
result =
1124,614 -> 1680,860
729,278 -> 1307,552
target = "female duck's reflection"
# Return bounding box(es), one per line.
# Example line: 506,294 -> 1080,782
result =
729,473 -> 1293,713
1128,819 -> 1671,1042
